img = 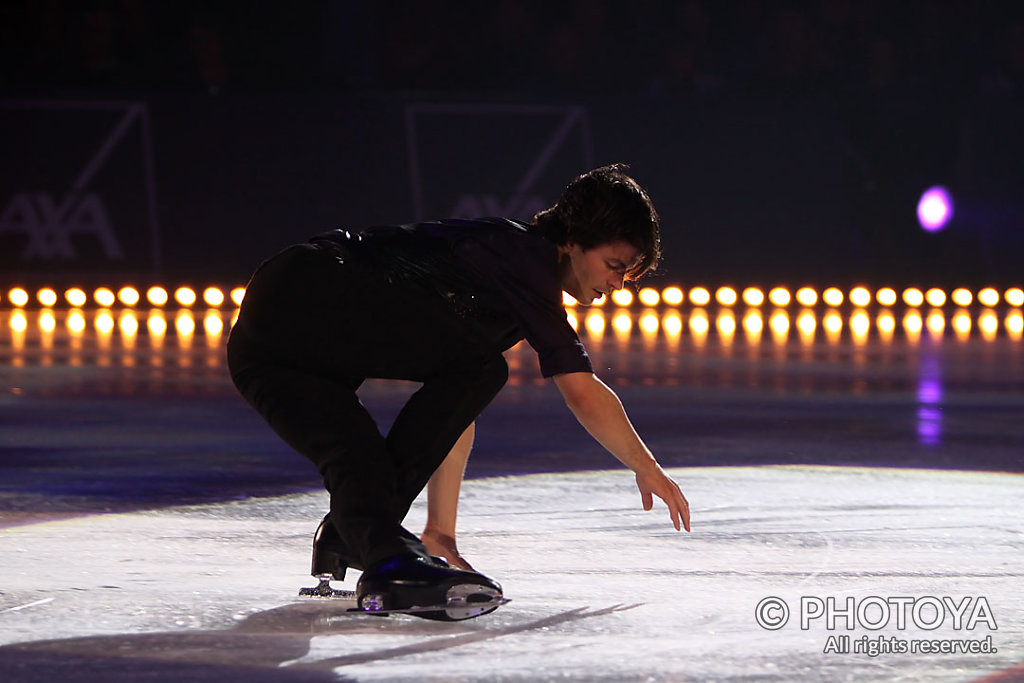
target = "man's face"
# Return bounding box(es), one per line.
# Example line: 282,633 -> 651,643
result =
559,241 -> 641,305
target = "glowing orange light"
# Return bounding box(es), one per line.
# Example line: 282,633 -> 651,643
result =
663,312 -> 683,337
769,311 -> 789,341
715,287 -> 738,307
979,312 -> 999,341
175,287 -> 197,307
978,288 -> 999,307
876,288 -> 898,307
96,287 -> 119,308
768,287 -> 791,307
611,289 -> 634,307
566,311 -> 578,331
951,288 -> 973,307
638,288 -> 660,307
119,312 -> 139,337
850,312 -> 870,344
688,287 -> 711,306
742,287 -> 765,307
203,287 -> 225,308
116,286 -> 140,307
230,287 -> 246,307
562,291 -> 579,307
716,310 -> 737,337
585,312 -> 605,336
204,311 -> 224,336
175,310 -> 196,335
689,310 -> 710,336
639,312 -> 659,334
743,311 -> 763,338
797,311 -> 816,339
612,312 -> 632,334
94,287 -> 116,308
147,311 -> 167,337
849,287 -> 871,308
953,312 -> 971,341
65,288 -> 88,307
903,311 -> 923,336
39,310 -> 57,333
1006,288 -> 1024,307
795,287 -> 818,307
823,288 -> 844,308
1006,313 -> 1023,340
10,311 -> 28,332
661,287 -> 684,306
95,310 -> 115,335
925,288 -> 947,308
8,288 -> 29,307
823,312 -> 843,342
877,312 -> 896,342
67,310 -> 87,335
147,286 -> 169,307
37,288 -> 58,307
902,288 -> 924,307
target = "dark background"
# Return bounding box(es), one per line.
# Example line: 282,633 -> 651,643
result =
2,0 -> 1022,288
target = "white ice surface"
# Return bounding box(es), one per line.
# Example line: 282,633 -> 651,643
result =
1,466 -> 1022,682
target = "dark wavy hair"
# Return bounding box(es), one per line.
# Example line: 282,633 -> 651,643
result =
532,163 -> 661,279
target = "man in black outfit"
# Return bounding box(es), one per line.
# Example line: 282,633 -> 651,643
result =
226,164 -> 690,620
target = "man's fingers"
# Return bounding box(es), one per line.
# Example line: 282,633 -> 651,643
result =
637,471 -> 691,531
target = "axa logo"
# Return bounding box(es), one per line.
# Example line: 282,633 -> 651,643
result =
0,192 -> 124,260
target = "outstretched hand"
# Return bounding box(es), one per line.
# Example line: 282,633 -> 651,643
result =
635,465 -> 691,532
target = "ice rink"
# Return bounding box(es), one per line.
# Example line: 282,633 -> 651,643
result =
2,303 -> 1023,682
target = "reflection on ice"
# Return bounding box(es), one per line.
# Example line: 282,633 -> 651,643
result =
917,354 -> 943,446
2,307 -> 1023,395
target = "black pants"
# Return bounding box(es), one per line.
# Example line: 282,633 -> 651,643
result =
226,244 -> 508,568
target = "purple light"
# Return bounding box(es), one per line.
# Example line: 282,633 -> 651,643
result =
917,186 -> 953,232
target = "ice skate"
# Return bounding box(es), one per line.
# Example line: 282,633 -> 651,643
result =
298,514 -> 360,599
355,552 -> 506,621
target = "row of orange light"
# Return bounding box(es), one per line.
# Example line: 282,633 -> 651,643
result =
8,308 -> 1023,345
564,308 -> 1024,343
3,285 -> 1024,310
566,286 -> 1024,309
2,286 -> 246,309
8,308 -> 231,339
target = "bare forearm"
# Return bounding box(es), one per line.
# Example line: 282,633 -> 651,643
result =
425,422 -> 474,535
554,373 -> 658,473
554,372 -> 691,532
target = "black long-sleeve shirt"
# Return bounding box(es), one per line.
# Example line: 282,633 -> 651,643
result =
311,218 -> 592,378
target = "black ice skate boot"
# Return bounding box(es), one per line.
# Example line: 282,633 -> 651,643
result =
299,514 -> 363,598
310,513 -> 363,579
356,553 -> 505,621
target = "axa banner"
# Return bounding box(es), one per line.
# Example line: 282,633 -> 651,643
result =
405,104 -> 593,224
0,101 -> 161,281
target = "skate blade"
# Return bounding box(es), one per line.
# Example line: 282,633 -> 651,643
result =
355,585 -> 508,621
350,597 -> 509,618
299,578 -> 356,600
